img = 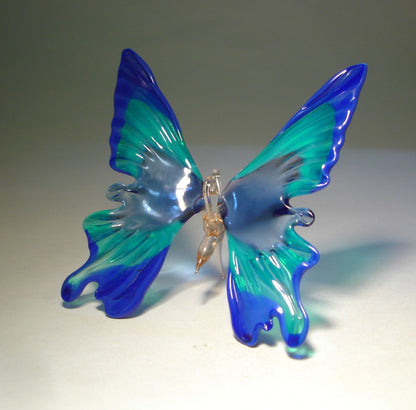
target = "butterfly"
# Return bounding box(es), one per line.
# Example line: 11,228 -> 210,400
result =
61,49 -> 366,348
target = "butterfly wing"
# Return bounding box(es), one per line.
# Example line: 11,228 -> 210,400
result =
219,64 -> 367,346
61,49 -> 203,318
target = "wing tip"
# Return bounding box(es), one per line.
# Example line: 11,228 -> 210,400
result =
303,62 -> 367,112
61,279 -> 78,302
227,272 -> 310,348
232,308 -> 309,348
61,247 -> 171,317
61,272 -> 92,303
346,63 -> 367,83
119,48 -> 156,85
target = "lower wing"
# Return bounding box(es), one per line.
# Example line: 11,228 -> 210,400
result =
61,206 -> 182,318
227,228 -> 317,347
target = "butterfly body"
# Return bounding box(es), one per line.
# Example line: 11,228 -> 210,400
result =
61,49 -> 366,348
195,170 -> 225,275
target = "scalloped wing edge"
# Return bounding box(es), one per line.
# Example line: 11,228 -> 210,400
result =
226,229 -> 319,347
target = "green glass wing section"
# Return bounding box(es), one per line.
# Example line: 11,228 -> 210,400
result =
233,103 -> 335,197
62,208 -> 182,292
83,208 -> 182,270
226,226 -> 317,347
109,49 -> 201,182
113,99 -> 202,180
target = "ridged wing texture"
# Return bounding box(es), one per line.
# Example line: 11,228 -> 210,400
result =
227,230 -> 317,347
221,64 -> 367,346
110,49 -> 201,180
234,64 -> 367,195
61,49 -> 203,317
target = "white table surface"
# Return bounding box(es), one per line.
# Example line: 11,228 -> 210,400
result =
1,144 -> 415,409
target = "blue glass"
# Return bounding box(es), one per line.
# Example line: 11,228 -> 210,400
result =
61,50 -> 203,318
220,64 -> 367,346
61,49 -> 367,348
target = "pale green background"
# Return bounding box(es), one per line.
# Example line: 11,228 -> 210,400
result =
1,0 -> 415,153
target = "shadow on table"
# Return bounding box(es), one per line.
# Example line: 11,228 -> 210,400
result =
256,239 -> 410,357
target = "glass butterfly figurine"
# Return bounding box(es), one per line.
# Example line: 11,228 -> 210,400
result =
61,49 -> 367,348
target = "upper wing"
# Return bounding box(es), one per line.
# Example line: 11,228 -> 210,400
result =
219,64 -> 367,346
61,49 -> 203,318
